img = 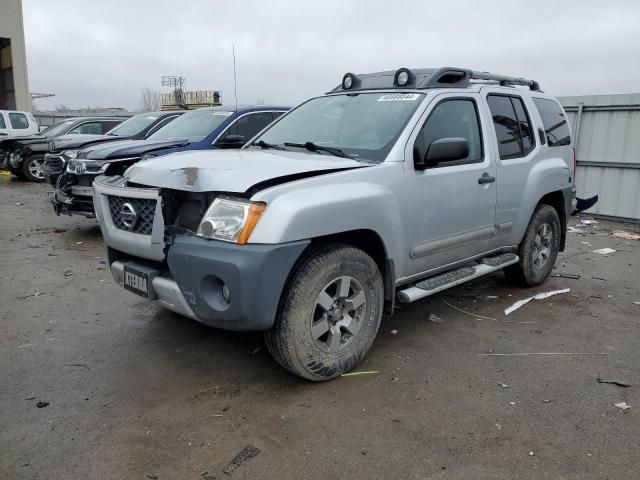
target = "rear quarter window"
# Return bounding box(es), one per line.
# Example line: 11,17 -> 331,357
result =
0,113 -> 6,129
533,98 -> 571,147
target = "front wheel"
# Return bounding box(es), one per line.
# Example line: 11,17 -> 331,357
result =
22,154 -> 46,182
505,204 -> 561,286
265,244 -> 384,381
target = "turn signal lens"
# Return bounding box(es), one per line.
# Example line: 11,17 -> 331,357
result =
237,203 -> 267,244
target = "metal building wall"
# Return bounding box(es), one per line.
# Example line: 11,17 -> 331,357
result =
558,94 -> 640,221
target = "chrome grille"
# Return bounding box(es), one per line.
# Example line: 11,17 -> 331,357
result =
108,196 -> 156,235
43,155 -> 65,176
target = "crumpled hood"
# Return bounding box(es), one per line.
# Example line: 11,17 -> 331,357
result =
83,138 -> 190,160
51,134 -> 123,151
125,149 -> 372,192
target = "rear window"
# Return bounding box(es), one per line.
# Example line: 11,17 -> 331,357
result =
487,94 -> 535,159
9,112 -> 29,129
533,98 -> 571,147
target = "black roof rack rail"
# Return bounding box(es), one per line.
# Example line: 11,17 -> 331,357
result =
328,67 -> 541,93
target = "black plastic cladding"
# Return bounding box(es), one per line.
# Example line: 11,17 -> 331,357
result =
329,67 -> 541,93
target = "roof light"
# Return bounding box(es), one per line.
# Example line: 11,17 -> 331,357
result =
394,68 -> 413,87
342,73 -> 358,90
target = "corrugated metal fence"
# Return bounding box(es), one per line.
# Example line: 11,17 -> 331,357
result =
559,94 -> 640,221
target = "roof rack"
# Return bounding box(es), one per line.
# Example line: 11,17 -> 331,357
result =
329,67 -> 541,93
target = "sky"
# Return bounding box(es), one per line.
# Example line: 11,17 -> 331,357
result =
22,0 -> 640,111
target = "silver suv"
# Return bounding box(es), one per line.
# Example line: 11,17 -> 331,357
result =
94,67 -> 576,381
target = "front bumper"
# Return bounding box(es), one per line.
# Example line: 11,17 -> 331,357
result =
52,179 -> 96,218
109,237 -> 309,331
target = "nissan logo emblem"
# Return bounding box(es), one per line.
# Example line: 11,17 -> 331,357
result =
121,202 -> 138,229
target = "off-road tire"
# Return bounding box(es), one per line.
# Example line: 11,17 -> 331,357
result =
505,204 -> 561,286
264,243 -> 383,381
22,154 -> 45,182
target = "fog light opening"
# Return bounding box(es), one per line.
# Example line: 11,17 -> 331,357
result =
222,283 -> 230,303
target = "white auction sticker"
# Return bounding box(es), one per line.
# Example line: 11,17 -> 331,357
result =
213,111 -> 234,116
377,93 -> 421,102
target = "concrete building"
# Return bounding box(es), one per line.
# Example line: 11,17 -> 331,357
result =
0,0 -> 30,111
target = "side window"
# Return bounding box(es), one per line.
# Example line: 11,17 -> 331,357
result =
68,122 -> 103,135
486,95 -> 522,158
511,97 -> 533,154
0,113 -> 6,129
218,112 -> 274,143
533,98 -> 571,147
414,99 -> 483,165
9,113 -> 29,129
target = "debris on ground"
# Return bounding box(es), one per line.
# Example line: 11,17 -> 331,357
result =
504,288 -> 571,315
592,248 -> 616,255
597,378 -> 631,387
63,269 -> 73,277
528,451 -> 535,456
592,276 -> 607,281
611,230 -> 640,240
579,219 -> 599,225
17,291 -> 42,299
428,313 -> 443,323
634,302 -> 640,307
567,226 -> 584,234
146,475 -> 158,480
479,352 -> 608,357
223,445 -> 260,475
341,370 -> 379,377
201,472 -> 216,480
53,228 -> 66,233
614,402 -> 631,411
442,299 -> 497,321
390,329 -> 398,335
497,382 -> 509,388
36,401 -> 49,408
552,273 -> 581,279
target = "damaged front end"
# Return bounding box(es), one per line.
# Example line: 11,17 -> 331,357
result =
93,174 -> 308,331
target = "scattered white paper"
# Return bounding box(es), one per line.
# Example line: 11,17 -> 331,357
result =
580,220 -> 599,225
504,288 -> 571,315
592,248 -> 616,255
567,226 -> 584,234
615,402 -> 631,411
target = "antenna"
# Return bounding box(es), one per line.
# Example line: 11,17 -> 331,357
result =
232,44 -> 238,114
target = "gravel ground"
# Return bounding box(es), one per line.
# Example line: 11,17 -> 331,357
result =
1,174 -> 639,480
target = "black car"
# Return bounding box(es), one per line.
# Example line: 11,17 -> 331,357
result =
0,117 -> 126,182
42,111 -> 184,186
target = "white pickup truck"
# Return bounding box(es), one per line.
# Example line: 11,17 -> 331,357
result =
0,110 -> 39,139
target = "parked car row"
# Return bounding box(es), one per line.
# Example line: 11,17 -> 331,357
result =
2,66 -> 577,381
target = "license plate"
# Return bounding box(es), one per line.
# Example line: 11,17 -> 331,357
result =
123,265 -> 150,298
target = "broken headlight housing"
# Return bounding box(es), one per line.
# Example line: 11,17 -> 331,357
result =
196,197 -> 266,244
66,159 -> 109,175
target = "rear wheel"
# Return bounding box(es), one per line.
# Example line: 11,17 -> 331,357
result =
505,204 -> 561,286
265,244 -> 383,381
22,154 -> 45,182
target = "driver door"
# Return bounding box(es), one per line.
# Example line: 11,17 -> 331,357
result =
404,93 -> 498,277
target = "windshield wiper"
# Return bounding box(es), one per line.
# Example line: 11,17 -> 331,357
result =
284,141 -> 352,159
251,140 -> 285,150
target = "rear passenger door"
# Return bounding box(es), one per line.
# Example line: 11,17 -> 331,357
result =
404,93 -> 498,277
484,90 -> 540,246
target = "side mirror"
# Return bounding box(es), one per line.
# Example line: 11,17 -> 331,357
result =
416,137 -> 469,170
217,134 -> 247,149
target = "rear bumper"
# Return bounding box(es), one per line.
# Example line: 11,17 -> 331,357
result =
109,237 -> 309,331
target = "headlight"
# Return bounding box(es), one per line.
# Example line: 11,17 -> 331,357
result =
196,197 -> 266,244
67,159 -> 109,175
62,150 -> 79,160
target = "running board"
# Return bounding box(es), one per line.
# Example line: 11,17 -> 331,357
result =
396,253 -> 519,303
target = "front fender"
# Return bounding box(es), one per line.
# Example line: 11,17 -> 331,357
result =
249,181 -> 405,277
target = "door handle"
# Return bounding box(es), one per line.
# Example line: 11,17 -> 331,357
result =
478,173 -> 496,184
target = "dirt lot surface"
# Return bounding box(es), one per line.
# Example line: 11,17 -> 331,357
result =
1,174 -> 640,480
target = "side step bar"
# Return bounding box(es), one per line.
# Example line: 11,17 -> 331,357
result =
396,253 -> 519,303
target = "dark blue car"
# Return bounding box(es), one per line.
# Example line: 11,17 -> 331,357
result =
53,105 -> 289,217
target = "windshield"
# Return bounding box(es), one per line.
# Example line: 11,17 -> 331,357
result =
107,113 -> 160,136
147,109 -> 232,142
254,92 -> 424,161
41,120 -> 75,137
